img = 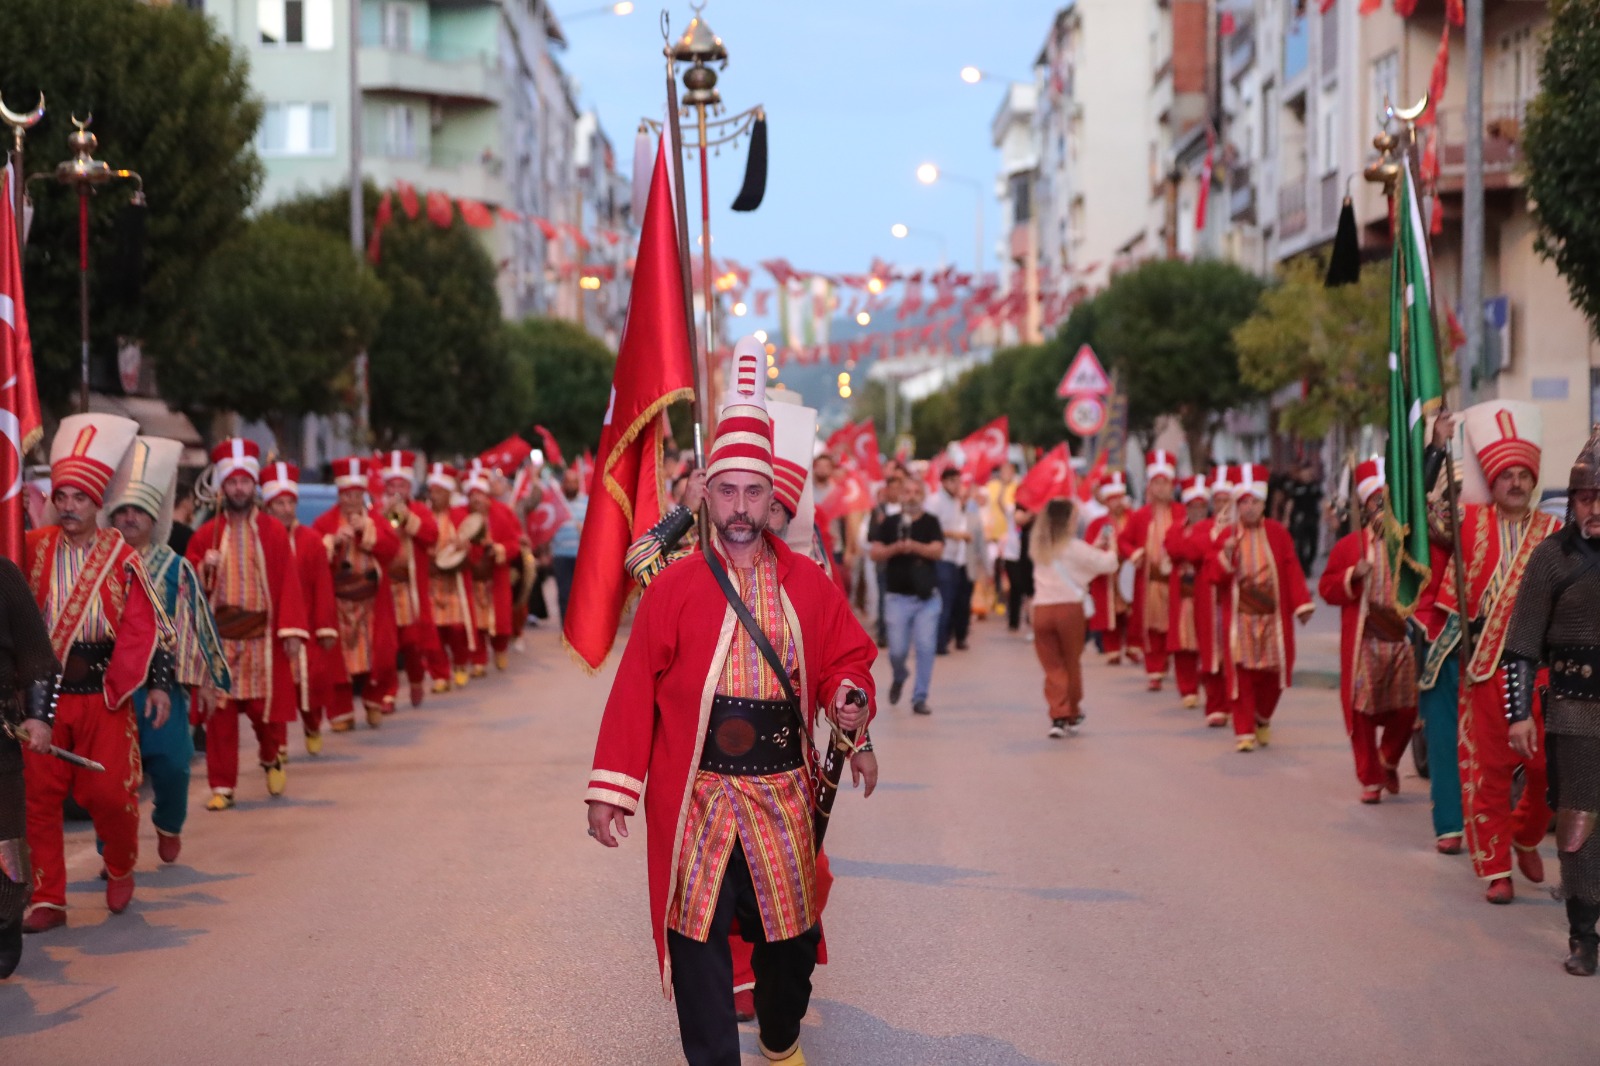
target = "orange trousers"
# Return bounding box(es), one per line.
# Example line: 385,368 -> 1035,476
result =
1033,603 -> 1088,723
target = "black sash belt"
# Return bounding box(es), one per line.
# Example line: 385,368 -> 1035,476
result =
60,641 -> 114,695
1549,645 -> 1600,702
700,695 -> 804,775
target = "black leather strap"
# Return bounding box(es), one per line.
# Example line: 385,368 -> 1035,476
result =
704,545 -> 800,709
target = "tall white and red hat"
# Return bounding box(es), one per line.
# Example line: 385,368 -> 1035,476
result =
462,458 -> 493,495
1355,457 -> 1386,504
1097,470 -> 1128,500
1463,399 -> 1542,488
1145,449 -> 1177,483
331,455 -> 372,490
1180,473 -> 1208,504
379,449 -> 418,486
1208,465 -> 1235,497
49,413 -> 140,508
425,461 -> 458,493
211,437 -> 262,484
1234,462 -> 1270,501
705,336 -> 774,483
261,461 -> 301,504
105,435 -> 183,543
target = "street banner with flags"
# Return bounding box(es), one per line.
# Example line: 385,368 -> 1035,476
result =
826,419 -> 883,481
562,133 -> 696,670
1384,157 -> 1444,610
960,416 -> 1009,483
1014,443 -> 1077,513
1,164 -> 42,565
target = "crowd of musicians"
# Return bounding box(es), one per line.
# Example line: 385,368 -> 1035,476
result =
0,413 -> 565,979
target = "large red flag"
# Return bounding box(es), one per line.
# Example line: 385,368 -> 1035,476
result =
524,489 -> 571,550
563,135 -> 696,669
816,466 -> 873,525
826,420 -> 884,481
960,416 -> 1010,483
1,165 -> 42,564
533,424 -> 566,469
479,434 -> 533,476
1014,443 -> 1076,513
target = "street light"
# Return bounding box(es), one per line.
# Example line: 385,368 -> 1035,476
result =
562,1 -> 634,20
856,311 -> 871,326
915,162 -> 984,274
959,65 -> 983,85
958,66 -> 1029,86
890,221 -> 948,267
732,300 -> 748,316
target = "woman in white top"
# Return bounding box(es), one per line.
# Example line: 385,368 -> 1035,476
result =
1029,498 -> 1120,737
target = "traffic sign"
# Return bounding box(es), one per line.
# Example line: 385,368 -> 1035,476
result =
1065,395 -> 1108,436
1058,344 -> 1111,397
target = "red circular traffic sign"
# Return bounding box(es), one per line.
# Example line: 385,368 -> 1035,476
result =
1065,395 -> 1108,436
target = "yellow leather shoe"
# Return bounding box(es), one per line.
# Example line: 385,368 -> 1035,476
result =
205,792 -> 235,811
470,664 -> 487,679
366,705 -> 383,728
432,678 -> 451,695
759,1041 -> 805,1065
304,731 -> 324,757
1180,694 -> 1199,709
265,759 -> 287,797
1236,735 -> 1257,753
453,670 -> 470,688
330,718 -> 355,733
1255,721 -> 1272,747
493,651 -> 509,671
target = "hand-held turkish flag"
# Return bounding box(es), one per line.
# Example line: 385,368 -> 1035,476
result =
816,467 -> 873,525
1014,443 -> 1076,513
563,134 -> 696,670
960,416 -> 1009,483
826,420 -> 884,481
533,425 -> 566,469
0,165 -> 43,564
479,434 -> 533,476
525,490 -> 571,550
1077,450 -> 1109,503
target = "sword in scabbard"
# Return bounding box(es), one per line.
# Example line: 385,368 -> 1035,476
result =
5,722 -> 105,772
812,688 -> 868,852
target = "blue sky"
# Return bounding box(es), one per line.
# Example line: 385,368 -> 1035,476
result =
558,0 -> 1057,309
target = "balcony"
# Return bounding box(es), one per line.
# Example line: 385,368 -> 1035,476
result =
1229,164 -> 1256,223
1278,179 -> 1308,240
1436,102 -> 1526,192
359,44 -> 502,105
365,145 -> 508,207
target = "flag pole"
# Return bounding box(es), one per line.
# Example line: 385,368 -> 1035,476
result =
663,14 -> 707,469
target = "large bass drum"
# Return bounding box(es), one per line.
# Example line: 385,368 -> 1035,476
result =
433,511 -> 486,576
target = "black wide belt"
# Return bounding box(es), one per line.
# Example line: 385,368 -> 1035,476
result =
1549,645 -> 1600,702
700,695 -> 804,776
61,640 -> 114,695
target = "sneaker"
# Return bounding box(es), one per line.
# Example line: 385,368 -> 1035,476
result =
912,701 -> 932,716
1048,719 -> 1067,739
888,677 -> 904,705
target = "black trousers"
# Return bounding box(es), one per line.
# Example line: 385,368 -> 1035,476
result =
0,733 -> 27,924
667,845 -> 820,1066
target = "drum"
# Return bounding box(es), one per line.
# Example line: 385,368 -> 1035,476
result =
433,512 -> 485,577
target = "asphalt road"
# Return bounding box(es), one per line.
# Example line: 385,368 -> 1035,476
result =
2,607 -> 1598,1065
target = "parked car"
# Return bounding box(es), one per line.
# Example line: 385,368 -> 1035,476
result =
294,482 -> 340,526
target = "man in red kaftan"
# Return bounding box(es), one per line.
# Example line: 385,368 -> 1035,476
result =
1121,450 -> 1183,692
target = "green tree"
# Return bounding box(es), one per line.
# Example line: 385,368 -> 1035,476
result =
1523,0 -> 1600,335
0,0 -> 262,411
162,217 -> 387,443
272,184 -> 527,451
502,316 -> 616,462
1089,258 -> 1266,460
1233,256 -> 1391,440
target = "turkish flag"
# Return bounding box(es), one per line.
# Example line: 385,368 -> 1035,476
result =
524,490 -> 571,549
1014,443 -> 1077,513
1078,450 -> 1109,503
960,416 -> 1009,483
578,449 -> 595,494
426,189 -> 454,228
367,191 -> 393,265
534,424 -> 566,469
826,420 -> 884,481
816,467 -> 873,525
458,198 -> 494,229
1420,21 -> 1450,127
479,434 -> 533,476
0,165 -> 42,564
925,451 -> 954,490
563,134 -> 696,670
396,179 -> 420,220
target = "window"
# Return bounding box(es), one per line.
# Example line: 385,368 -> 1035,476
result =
258,0 -> 332,49
1320,4 -> 1338,77
384,2 -> 413,51
1322,107 -> 1337,174
1262,82 -> 1276,158
1372,50 -> 1399,116
258,102 -> 334,155
386,104 -> 416,158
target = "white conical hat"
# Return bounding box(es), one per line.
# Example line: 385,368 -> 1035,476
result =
1459,399 -> 1542,505
768,389 -> 818,553
706,335 -> 774,482
105,436 -> 182,545
49,413 -> 140,507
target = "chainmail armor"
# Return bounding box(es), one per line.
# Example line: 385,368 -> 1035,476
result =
1552,734 -> 1600,904
1502,528 -> 1600,739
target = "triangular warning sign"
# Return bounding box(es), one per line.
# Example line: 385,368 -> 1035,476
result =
1058,344 -> 1110,397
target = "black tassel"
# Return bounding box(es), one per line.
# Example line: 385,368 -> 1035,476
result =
730,114 -> 767,212
1324,197 -> 1360,288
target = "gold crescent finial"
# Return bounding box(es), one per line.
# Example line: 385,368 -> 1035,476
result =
71,112 -> 93,131
1394,95 -> 1429,123
0,91 -> 45,129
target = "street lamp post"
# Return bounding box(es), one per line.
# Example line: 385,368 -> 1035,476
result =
890,222 -> 948,269
561,1 -> 635,21
915,163 -> 984,278
35,116 -> 144,414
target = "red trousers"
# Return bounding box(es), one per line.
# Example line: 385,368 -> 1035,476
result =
397,621 -> 436,687
1462,676 -> 1550,880
1141,628 -> 1169,679
470,631 -> 510,667
24,694 -> 141,908
1100,615 -> 1127,657
1173,650 -> 1200,698
427,625 -> 473,680
329,671 -> 397,722
1202,670 -> 1232,717
1350,706 -> 1417,787
207,698 -> 286,791
1233,668 -> 1283,737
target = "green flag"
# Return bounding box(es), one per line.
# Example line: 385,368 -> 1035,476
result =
1385,160 -> 1445,610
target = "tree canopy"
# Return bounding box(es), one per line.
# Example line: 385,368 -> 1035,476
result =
502,316 -> 616,463
164,217 -> 387,435
1522,0 -> 1600,336
0,0 -> 262,411
272,184 -> 529,452
1233,256 -> 1391,440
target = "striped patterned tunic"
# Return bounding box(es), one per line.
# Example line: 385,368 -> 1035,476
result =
670,545 -> 818,943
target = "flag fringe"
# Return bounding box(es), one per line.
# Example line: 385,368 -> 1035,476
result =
600,387 -> 696,525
